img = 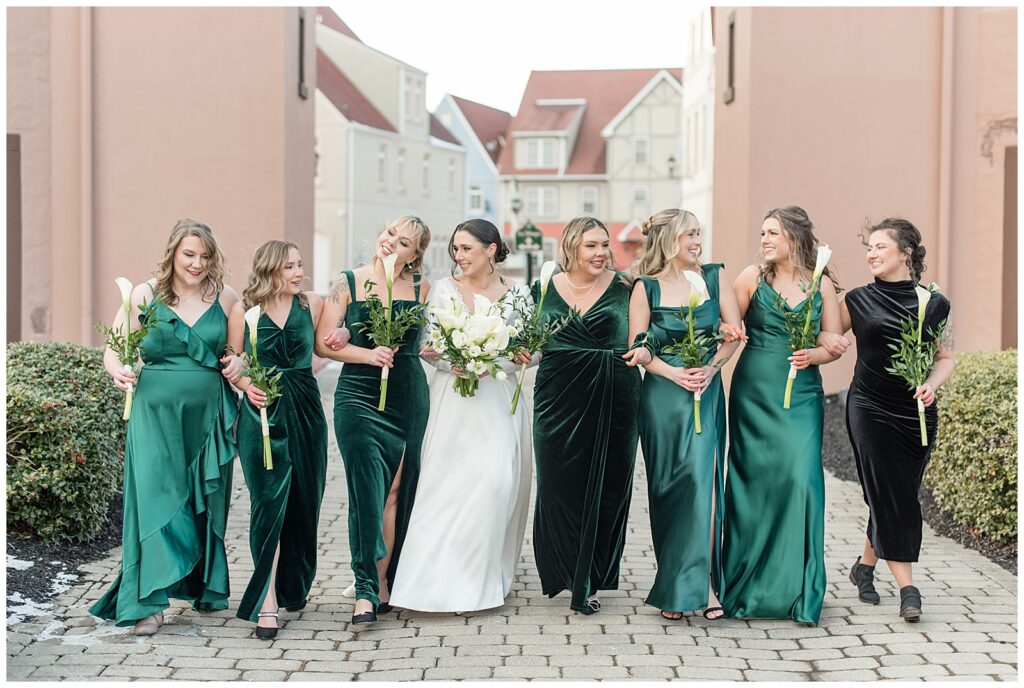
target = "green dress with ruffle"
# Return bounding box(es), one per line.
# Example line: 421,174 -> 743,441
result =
90,295 -> 236,625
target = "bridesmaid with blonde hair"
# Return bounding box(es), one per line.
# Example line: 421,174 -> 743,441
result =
227,240 -> 332,639
627,208 -> 743,621
90,219 -> 241,636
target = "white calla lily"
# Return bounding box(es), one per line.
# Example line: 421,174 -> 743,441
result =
683,270 -> 709,309
813,244 -> 832,282
914,285 -> 932,344
537,261 -> 557,310
382,252 -> 399,291
244,305 -> 262,350
114,277 -> 134,312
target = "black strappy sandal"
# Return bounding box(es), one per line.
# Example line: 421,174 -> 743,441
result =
661,610 -> 683,621
702,607 -> 725,620
899,585 -> 922,622
255,611 -> 279,640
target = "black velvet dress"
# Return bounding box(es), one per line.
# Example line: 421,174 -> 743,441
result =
844,278 -> 951,562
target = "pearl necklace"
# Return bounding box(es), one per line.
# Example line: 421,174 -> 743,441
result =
564,273 -> 599,299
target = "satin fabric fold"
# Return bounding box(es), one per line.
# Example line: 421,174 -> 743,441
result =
235,295 -> 328,621
333,271 -> 428,607
638,264 -> 726,613
90,299 -> 236,626
845,279 -> 951,562
721,280 -> 826,625
531,274 -> 641,612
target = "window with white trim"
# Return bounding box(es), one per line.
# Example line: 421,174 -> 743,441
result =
580,185 -> 598,214
468,186 -> 484,213
448,158 -> 457,195
377,144 -> 388,189
524,138 -> 558,168
526,186 -> 558,218
396,148 -> 406,192
633,185 -> 649,203
421,153 -> 430,193
632,136 -> 650,165
405,75 -> 423,124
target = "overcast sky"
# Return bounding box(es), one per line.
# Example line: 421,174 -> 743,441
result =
330,1 -> 699,115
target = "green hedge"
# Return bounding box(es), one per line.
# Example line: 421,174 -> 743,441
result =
926,349 -> 1017,545
6,342 -> 126,543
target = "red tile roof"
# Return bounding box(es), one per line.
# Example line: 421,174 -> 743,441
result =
499,69 -> 682,176
316,7 -> 361,42
316,49 -> 395,132
450,95 -> 512,164
429,114 -> 461,145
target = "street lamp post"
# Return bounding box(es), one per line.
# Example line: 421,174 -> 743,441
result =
509,196 -> 535,284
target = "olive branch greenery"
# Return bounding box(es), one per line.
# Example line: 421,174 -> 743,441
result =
228,342 -> 283,469
885,318 -> 947,446
506,293 -> 579,414
660,305 -> 723,434
355,278 -> 427,410
774,285 -> 820,409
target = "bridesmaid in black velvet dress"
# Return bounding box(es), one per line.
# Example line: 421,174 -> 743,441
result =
820,218 -> 954,622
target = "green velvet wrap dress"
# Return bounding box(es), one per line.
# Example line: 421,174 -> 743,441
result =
334,270 -> 428,607
236,295 -> 328,621
532,274 -> 642,612
720,279 -> 826,625
638,264 -> 726,613
90,298 -> 236,626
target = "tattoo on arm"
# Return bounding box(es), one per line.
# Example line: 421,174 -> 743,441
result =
327,274 -> 350,305
712,356 -> 729,370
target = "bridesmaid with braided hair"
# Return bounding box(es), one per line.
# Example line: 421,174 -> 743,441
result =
819,218 -> 954,622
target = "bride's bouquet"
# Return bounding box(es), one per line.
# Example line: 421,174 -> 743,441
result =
427,293 -> 516,398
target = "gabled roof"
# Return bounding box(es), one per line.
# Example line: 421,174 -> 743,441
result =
316,49 -> 395,132
498,68 -> 682,176
316,6 -> 361,42
429,114 -> 461,145
449,95 -> 512,164
601,69 -> 683,138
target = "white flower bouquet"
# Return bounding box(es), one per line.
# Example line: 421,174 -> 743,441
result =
427,293 -> 515,398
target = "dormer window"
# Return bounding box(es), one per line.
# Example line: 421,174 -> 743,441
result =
524,138 -> 558,169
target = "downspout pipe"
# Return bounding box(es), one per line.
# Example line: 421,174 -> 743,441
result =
80,7 -> 94,343
937,7 -> 953,291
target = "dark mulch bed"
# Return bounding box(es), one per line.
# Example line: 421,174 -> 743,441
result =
6,493 -> 123,617
822,394 -> 1017,575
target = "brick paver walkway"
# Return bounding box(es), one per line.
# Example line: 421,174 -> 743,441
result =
6,364 -> 1018,681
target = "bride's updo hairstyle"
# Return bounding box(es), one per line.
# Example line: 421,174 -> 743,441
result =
447,219 -> 509,276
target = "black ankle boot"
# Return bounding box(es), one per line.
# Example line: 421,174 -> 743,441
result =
899,585 -> 922,622
848,557 -> 880,605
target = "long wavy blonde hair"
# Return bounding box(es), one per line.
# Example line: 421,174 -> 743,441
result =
243,240 -> 308,311
557,216 -> 611,272
629,209 -> 701,279
152,219 -> 228,305
760,206 -> 841,293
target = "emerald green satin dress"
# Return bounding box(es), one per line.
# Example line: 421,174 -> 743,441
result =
90,297 -> 236,626
532,273 -> 642,612
236,295 -> 327,621
638,264 -> 726,613
334,271 -> 428,607
720,279 -> 826,625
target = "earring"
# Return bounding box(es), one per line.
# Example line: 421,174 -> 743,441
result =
488,257 -> 495,274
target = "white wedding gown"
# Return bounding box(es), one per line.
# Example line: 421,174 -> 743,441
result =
389,277 -> 534,612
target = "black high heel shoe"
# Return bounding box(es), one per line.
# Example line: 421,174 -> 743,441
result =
255,611 -> 279,640
351,603 -> 377,625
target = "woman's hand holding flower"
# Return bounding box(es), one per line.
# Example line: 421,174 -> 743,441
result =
366,346 -> 395,368
512,348 -> 532,366
246,384 -> 268,409
109,364 -> 137,392
788,348 -> 813,370
914,382 -> 937,407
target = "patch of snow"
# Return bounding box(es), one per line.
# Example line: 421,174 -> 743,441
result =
6,555 -> 34,571
37,617 -> 130,646
6,592 -> 53,625
50,571 -> 78,597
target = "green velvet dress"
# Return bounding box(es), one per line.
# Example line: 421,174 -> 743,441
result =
236,295 -> 328,621
638,264 -> 726,613
532,273 -> 642,612
90,297 -> 236,626
334,271 -> 428,607
720,279 -> 826,625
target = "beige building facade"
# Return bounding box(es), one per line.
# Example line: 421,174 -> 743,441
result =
711,6 -> 1017,393
314,12 -> 465,288
7,6 -> 317,345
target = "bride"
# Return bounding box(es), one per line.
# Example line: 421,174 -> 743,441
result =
388,219 -> 534,613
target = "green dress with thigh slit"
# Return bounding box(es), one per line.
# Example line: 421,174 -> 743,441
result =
236,295 -> 328,621
720,279 -> 826,625
90,297 -> 236,626
334,270 -> 428,607
638,264 -> 726,613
